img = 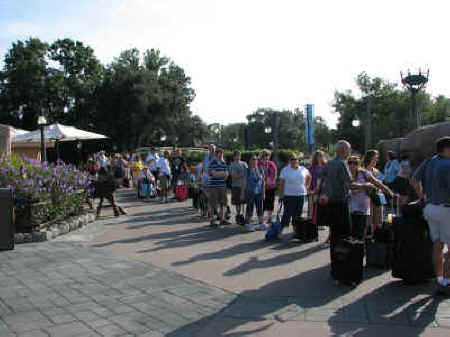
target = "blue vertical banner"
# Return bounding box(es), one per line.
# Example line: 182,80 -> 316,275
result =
305,104 -> 315,147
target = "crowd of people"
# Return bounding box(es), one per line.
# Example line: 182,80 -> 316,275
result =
82,136 -> 450,292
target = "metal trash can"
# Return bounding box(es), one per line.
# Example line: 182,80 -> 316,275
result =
0,188 -> 14,250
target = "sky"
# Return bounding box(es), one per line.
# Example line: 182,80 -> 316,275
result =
1,0 -> 449,129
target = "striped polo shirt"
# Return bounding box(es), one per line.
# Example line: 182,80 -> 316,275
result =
208,159 -> 228,188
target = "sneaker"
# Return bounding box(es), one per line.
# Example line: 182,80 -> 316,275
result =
209,220 -> 218,228
256,223 -> 267,231
220,220 -> 231,226
245,223 -> 255,232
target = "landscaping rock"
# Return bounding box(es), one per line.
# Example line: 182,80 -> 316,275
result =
51,228 -> 59,238
69,220 -> 78,231
58,223 -> 70,235
32,231 -> 47,242
14,233 -> 24,244
23,233 -> 32,243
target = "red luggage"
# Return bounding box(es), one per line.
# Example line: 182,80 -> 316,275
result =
175,184 -> 188,201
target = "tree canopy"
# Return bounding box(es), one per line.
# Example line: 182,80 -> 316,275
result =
0,38 -> 208,150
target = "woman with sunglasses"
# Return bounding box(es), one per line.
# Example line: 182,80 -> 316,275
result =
348,156 -> 393,240
278,153 -> 311,232
241,155 -> 266,231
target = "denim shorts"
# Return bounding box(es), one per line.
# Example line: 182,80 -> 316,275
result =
246,193 -> 263,218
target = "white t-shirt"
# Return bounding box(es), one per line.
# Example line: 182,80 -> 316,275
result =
156,157 -> 171,176
146,153 -> 159,171
280,166 -> 309,196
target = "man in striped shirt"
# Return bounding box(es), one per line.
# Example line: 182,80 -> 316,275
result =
208,148 -> 229,227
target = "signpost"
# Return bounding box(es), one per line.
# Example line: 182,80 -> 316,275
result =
305,104 -> 315,153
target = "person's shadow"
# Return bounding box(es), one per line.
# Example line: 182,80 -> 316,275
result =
166,265 -> 353,337
328,281 -> 444,337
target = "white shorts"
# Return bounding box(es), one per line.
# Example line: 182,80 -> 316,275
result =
424,204 -> 450,244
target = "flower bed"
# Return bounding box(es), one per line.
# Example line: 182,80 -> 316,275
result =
0,154 -> 89,232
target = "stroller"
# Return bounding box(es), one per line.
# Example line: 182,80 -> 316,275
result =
136,178 -> 156,199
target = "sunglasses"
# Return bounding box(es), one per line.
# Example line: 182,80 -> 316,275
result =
290,158 -> 298,161
348,161 -> 358,165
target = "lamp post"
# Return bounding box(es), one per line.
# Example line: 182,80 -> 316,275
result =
77,141 -> 83,167
401,69 -> 429,131
37,115 -> 47,162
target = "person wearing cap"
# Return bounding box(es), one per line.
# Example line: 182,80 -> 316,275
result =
156,150 -> 171,203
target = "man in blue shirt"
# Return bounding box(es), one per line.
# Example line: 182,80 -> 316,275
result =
208,148 -> 229,227
383,151 -> 400,185
413,136 -> 450,292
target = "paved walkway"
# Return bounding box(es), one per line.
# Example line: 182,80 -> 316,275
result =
1,189 -> 450,336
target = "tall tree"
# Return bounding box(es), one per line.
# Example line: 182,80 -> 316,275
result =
48,38 -> 103,128
0,38 -> 49,129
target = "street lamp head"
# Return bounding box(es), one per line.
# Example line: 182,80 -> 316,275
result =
160,135 -> 167,142
265,127 -> 272,134
37,115 -> 47,125
352,119 -> 360,127
77,141 -> 82,150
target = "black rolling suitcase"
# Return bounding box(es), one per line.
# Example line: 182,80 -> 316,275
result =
293,195 -> 318,242
192,187 -> 199,209
331,238 -> 364,286
391,215 -> 435,283
365,197 -> 398,269
294,217 -> 319,242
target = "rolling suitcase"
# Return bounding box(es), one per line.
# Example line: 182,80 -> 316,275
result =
331,238 -> 364,286
293,195 -> 318,242
293,217 -> 319,242
365,197 -> 398,269
391,215 -> 435,283
175,184 -> 188,201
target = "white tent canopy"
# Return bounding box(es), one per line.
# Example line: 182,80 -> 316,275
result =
13,123 -> 107,144
10,127 -> 29,137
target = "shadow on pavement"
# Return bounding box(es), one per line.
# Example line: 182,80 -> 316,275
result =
167,265 -> 352,337
222,244 -> 325,276
329,281 -> 443,337
136,226 -> 254,254
166,270 -> 442,336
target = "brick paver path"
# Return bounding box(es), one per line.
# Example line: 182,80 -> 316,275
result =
1,189 -> 450,336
